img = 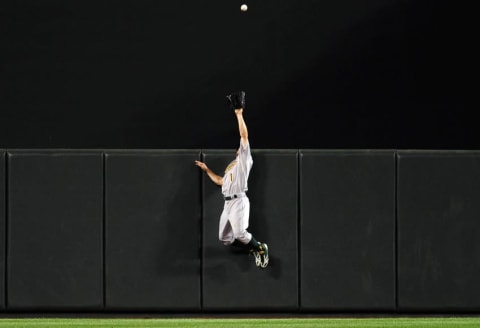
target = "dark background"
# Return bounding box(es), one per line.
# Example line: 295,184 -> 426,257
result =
0,0 -> 474,149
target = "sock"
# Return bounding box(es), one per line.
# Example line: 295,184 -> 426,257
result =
247,236 -> 261,251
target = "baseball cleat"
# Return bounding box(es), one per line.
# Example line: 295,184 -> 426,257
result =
259,243 -> 269,268
251,250 -> 262,267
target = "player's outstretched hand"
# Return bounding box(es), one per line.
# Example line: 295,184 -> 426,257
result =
195,160 -> 208,172
226,91 -> 245,111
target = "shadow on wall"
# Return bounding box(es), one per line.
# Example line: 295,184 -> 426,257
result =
247,153 -> 283,280
155,155 -> 201,278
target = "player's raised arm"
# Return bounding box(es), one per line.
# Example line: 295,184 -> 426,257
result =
235,109 -> 248,147
195,160 -> 223,186
226,91 -> 248,147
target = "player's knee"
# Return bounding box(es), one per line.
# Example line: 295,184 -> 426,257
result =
219,236 -> 234,246
233,230 -> 250,244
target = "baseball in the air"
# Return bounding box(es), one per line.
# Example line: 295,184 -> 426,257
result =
241,4 -> 248,12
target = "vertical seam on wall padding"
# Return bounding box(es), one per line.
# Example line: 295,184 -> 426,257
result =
199,150 -> 204,310
102,152 -> 106,309
394,151 -> 399,312
297,150 -> 301,311
4,152 -> 8,309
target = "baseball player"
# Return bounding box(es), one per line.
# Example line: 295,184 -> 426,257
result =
195,91 -> 269,268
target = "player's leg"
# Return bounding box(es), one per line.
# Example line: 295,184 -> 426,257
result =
218,206 -> 234,245
219,201 -> 255,250
229,197 -> 269,267
229,197 -> 253,245
239,198 -> 268,268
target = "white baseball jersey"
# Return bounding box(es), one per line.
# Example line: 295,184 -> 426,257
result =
221,139 -> 253,197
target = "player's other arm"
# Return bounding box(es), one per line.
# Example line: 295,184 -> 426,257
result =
195,161 -> 223,186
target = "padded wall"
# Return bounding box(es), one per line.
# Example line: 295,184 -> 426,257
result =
105,151 -> 201,310
4,148 -> 480,313
397,151 -> 480,311
300,150 -> 395,311
7,151 -> 103,310
202,150 -> 298,311
0,151 -> 4,310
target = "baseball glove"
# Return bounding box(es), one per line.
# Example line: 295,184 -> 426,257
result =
226,91 -> 246,110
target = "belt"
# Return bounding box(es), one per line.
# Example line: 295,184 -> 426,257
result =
224,193 -> 246,201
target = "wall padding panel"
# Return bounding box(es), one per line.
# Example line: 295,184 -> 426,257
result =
0,151 -> 4,310
7,151 -> 103,310
202,150 -> 298,311
105,150 -> 201,310
300,150 -> 395,311
397,151 -> 480,311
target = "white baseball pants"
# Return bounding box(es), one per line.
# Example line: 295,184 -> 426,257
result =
218,196 -> 252,245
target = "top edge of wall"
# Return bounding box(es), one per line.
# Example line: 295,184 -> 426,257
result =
3,149 -> 480,153
5,149 -> 202,153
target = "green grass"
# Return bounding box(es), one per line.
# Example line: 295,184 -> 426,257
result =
1,318 -> 480,328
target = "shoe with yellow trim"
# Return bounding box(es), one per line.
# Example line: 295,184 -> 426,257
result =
258,243 -> 269,268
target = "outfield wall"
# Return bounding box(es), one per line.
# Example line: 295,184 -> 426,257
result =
1,149 -> 479,313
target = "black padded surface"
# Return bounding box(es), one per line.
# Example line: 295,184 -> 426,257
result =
397,151 -> 480,311
105,150 -> 201,310
7,151 -> 103,310
300,150 -> 395,311
0,151 -> 4,310
202,150 -> 298,311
